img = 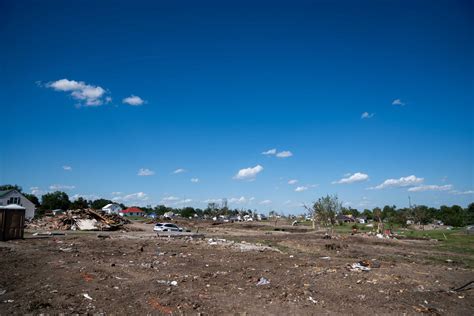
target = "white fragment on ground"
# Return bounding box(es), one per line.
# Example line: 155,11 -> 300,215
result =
83,293 -> 93,300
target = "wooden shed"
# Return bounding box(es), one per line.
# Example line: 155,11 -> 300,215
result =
0,204 -> 25,241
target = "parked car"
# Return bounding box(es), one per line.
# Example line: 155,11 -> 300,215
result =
153,223 -> 183,232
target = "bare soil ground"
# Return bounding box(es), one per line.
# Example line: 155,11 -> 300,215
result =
0,220 -> 473,315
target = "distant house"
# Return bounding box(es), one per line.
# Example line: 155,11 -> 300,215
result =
163,211 -> 175,219
0,190 -> 35,220
356,216 -> 367,224
119,207 -> 144,217
102,203 -> 122,215
336,214 -> 356,223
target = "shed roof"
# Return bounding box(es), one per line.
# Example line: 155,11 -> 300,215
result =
0,204 -> 26,210
0,190 -> 15,198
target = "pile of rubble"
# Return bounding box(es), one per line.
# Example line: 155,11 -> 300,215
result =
26,209 -> 130,231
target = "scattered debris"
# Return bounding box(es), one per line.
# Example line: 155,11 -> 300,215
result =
0,289 -> 6,296
450,280 -> 473,292
26,209 -> 131,231
83,293 -> 93,300
308,296 -> 317,304
157,280 -> 178,286
256,277 -> 270,286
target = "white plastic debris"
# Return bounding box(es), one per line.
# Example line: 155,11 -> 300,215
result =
308,296 -> 317,304
83,293 -> 93,300
256,277 -> 270,286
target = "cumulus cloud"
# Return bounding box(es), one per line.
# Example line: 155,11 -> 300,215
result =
45,79 -> 109,106
276,151 -> 293,158
229,196 -> 255,204
30,187 -> 45,196
173,168 -> 186,174
361,112 -> 374,119
370,175 -> 424,190
408,184 -> 453,192
49,184 -> 75,190
259,200 -> 272,205
288,179 -> 298,185
203,198 -> 223,204
137,168 -> 155,176
392,99 -> 405,106
295,186 -> 308,192
262,149 -> 277,155
122,95 -> 146,106
333,172 -> 369,184
450,190 -> 474,195
63,165 -> 72,171
233,165 -> 263,180
262,148 -> 293,158
113,192 -> 149,203
158,196 -> 192,206
190,178 -> 199,183
111,192 -> 122,196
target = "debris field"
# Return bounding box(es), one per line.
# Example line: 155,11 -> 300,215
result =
0,221 -> 472,315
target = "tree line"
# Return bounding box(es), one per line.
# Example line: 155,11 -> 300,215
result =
1,185 -> 473,226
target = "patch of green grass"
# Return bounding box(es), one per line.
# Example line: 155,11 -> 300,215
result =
400,228 -> 474,255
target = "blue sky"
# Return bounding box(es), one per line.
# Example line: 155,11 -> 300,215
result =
1,0 -> 473,213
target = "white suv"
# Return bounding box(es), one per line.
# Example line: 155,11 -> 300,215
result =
154,223 -> 183,232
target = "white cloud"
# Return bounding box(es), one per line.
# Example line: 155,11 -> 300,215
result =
30,187 -> 45,196
259,200 -> 272,205
233,165 -> 263,180
408,184 -> 453,192
370,175 -> 424,190
113,192 -> 149,203
203,198 -> 223,204
159,195 -> 191,206
361,112 -> 374,119
392,99 -> 405,106
288,179 -> 298,185
49,184 -> 75,190
137,168 -> 155,176
333,172 -> 369,184
295,186 -> 308,192
276,151 -> 293,158
122,95 -> 145,106
173,168 -> 186,174
262,149 -> 277,155
228,196 -> 255,204
190,178 -> 199,183
450,190 -> 474,195
262,148 -> 293,158
63,165 -> 72,171
111,192 -> 122,196
45,79 -> 108,106
161,196 -> 180,202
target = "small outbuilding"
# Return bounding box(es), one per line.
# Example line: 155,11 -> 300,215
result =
0,204 -> 25,241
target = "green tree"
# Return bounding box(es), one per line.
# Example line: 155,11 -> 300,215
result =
41,191 -> 71,211
0,184 -> 23,192
90,199 -> 114,210
71,197 -> 89,209
440,205 -> 465,227
24,193 -> 40,207
361,209 -> 373,220
466,203 -> 474,225
307,194 -> 341,228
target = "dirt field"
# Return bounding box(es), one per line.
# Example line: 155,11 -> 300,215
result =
0,220 -> 473,315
